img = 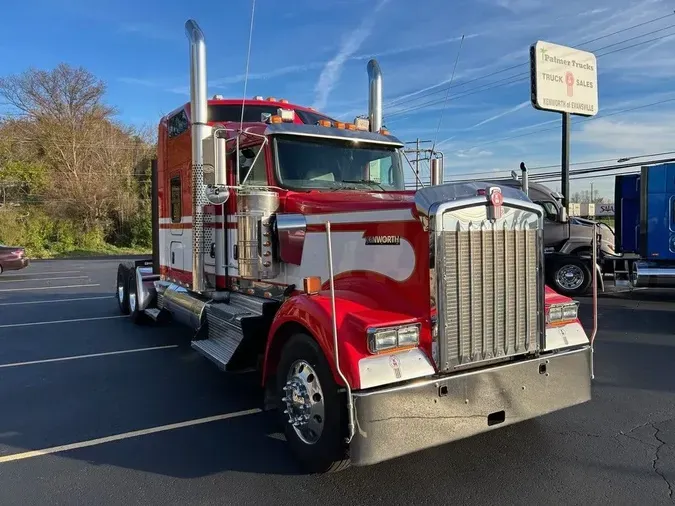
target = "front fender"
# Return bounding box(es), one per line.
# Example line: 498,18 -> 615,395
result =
263,291 -> 429,390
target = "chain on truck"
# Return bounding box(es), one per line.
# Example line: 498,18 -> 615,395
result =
115,19 -> 596,473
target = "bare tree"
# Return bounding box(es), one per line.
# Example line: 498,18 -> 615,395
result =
0,63 -> 115,122
0,64 -> 153,231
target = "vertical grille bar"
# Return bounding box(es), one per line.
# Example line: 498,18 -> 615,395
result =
438,206 -> 540,371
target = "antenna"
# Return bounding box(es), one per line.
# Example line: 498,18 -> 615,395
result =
239,0 -> 257,132
430,34 -> 465,153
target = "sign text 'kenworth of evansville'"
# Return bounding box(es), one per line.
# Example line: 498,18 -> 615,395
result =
529,40 -> 599,117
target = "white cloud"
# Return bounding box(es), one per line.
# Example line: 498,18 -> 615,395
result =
578,113 -> 675,153
470,101 -> 529,129
312,0 -> 391,110
456,147 -> 494,158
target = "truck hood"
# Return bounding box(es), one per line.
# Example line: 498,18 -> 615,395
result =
283,190 -> 416,215
545,285 -> 573,305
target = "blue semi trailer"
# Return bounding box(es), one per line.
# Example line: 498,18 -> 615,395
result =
613,162 -> 675,288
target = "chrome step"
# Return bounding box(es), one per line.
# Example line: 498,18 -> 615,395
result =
228,292 -> 269,316
191,296 -> 268,370
192,336 -> 238,371
144,308 -> 161,321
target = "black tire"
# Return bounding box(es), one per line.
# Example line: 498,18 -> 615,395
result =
276,333 -> 350,474
116,264 -> 130,315
127,269 -> 145,324
548,256 -> 592,296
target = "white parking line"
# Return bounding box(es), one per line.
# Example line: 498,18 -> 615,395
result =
0,284 -> 100,293
0,296 -> 113,307
0,408 -> 262,464
0,345 -> 179,369
0,315 -> 125,329
0,270 -> 82,278
0,276 -> 88,284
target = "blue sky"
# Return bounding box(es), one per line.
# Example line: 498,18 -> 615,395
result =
2,0 -> 675,198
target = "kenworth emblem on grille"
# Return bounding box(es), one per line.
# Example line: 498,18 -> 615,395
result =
487,186 -> 504,221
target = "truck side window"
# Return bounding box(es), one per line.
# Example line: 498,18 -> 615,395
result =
170,176 -> 181,223
238,145 -> 267,186
537,201 -> 558,222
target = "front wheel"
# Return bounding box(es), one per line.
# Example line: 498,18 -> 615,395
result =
549,257 -> 592,296
276,333 -> 350,474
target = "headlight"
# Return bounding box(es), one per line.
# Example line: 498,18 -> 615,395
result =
367,323 -> 420,353
546,302 -> 579,324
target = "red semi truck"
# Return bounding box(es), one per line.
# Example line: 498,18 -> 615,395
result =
115,19 -> 594,473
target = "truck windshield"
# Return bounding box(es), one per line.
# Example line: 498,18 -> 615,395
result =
273,136 -> 405,191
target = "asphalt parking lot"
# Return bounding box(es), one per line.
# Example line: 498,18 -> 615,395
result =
0,259 -> 673,505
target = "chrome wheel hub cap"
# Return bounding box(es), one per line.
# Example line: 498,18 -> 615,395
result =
557,265 -> 584,290
282,360 -> 325,445
129,289 -> 136,312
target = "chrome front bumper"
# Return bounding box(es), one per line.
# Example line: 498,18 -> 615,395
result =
350,346 -> 592,466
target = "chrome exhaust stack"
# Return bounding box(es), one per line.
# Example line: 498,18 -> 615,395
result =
185,19 -> 210,293
367,59 -> 383,133
430,156 -> 444,186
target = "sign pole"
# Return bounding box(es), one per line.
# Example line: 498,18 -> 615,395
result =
561,112 -> 571,211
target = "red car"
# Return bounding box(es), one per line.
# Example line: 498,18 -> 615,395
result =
0,244 -> 29,274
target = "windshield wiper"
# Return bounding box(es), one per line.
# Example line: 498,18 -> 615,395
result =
341,179 -> 386,191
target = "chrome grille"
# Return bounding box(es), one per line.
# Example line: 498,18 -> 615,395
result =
437,209 -> 541,371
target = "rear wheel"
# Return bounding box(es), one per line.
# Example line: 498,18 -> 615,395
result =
276,333 -> 350,474
116,264 -> 130,314
127,269 -> 145,324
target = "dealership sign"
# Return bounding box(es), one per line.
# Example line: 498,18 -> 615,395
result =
530,41 -> 598,117
596,204 -> 615,216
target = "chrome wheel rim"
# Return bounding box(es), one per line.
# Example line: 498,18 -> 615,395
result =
117,276 -> 125,305
129,282 -> 136,313
282,360 -> 325,445
556,265 -> 584,290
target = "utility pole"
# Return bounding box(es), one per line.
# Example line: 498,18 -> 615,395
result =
416,138 -> 420,182
561,112 -> 570,211
404,139 -> 432,188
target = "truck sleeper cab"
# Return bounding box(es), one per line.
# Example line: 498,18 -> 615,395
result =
115,18 -> 593,474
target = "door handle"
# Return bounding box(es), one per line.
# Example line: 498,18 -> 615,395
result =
171,252 -> 175,264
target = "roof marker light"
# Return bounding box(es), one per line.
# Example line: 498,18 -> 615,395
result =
278,108 -> 295,122
354,117 -> 370,131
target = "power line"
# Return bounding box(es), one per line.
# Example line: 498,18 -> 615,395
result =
385,23 -> 675,121
436,150 -> 675,180
384,11 -> 675,112
434,95 -> 675,159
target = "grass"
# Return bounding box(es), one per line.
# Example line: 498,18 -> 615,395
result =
29,245 -> 151,260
